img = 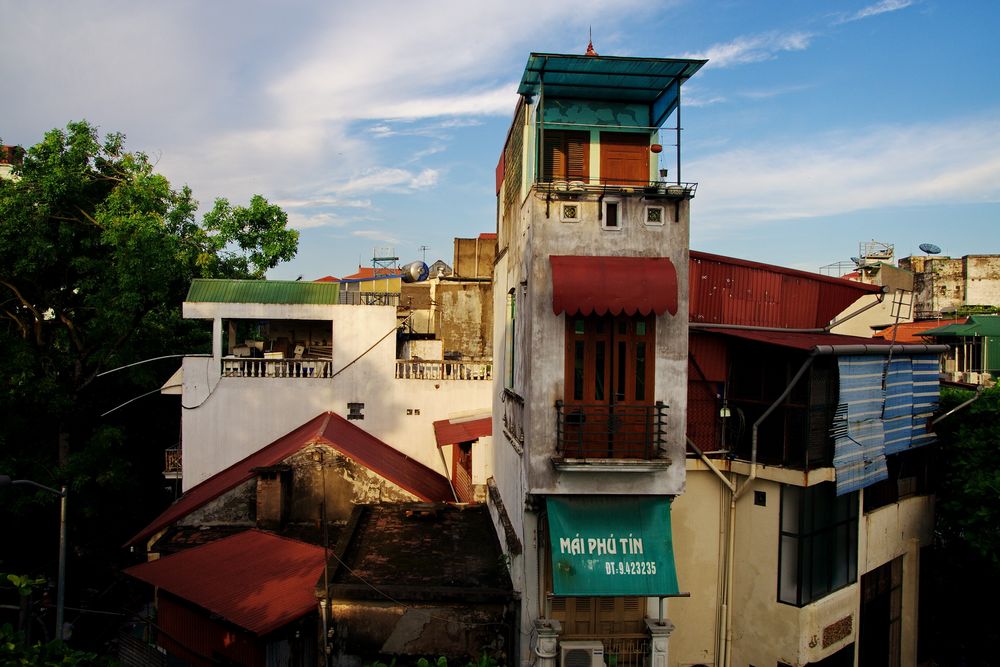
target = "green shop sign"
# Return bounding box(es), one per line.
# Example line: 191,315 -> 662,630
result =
547,496 -> 679,597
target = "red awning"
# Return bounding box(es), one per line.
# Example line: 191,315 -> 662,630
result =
433,415 -> 492,447
550,256 -> 678,317
125,530 -> 325,636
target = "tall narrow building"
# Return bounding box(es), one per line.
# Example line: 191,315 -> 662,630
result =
491,48 -> 705,665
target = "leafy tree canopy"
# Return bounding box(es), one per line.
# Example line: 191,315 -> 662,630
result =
0,122 -> 298,636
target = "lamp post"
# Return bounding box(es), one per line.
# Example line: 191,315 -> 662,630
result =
0,475 -> 68,641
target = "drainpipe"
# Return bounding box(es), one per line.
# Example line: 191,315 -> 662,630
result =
686,437 -> 736,666
437,446 -> 460,502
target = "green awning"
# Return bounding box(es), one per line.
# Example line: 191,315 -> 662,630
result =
547,496 -> 679,597
922,315 -> 1000,338
186,279 -> 340,305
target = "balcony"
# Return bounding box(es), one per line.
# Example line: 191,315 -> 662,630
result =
221,357 -> 333,378
537,177 -> 698,200
395,359 -> 492,380
555,401 -> 668,461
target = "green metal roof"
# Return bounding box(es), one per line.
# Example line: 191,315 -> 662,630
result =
921,315 -> 1000,337
517,52 -> 707,128
186,279 -> 340,305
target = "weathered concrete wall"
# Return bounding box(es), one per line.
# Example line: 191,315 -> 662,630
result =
831,263 -> 914,337
453,237 -> 496,279
433,281 -> 493,359
899,254 -> 1000,316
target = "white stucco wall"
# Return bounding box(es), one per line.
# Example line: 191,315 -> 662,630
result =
180,304 -> 492,489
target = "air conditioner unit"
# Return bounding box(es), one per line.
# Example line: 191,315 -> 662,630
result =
943,358 -> 958,373
560,640 -> 604,667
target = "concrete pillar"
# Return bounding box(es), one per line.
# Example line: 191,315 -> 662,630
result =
534,619 -> 561,667
212,317 -> 223,359
646,618 -> 675,667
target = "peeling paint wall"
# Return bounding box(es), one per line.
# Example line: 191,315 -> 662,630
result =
900,254 -> 1000,317
433,281 -> 494,359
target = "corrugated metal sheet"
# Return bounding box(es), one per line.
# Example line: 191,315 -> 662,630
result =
433,416 -> 492,447
186,279 -> 339,304
127,530 -> 325,637
689,250 -> 882,329
551,255 -> 678,316
874,318 -> 967,343
127,412 -> 453,546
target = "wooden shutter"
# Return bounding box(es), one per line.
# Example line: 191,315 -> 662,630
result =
544,131 -> 589,182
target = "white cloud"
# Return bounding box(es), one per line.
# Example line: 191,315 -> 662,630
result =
334,167 -> 440,195
836,0 -> 914,24
687,31 -> 813,68
689,115 -> 1000,230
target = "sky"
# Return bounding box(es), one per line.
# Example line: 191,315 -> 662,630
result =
3,0 -> 999,280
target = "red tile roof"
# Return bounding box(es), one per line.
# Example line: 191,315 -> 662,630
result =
874,318 -> 967,344
551,256 -> 678,317
127,412 -> 452,546
126,530 -> 325,636
314,275 -> 339,282
433,416 -> 492,447
478,232 -> 498,240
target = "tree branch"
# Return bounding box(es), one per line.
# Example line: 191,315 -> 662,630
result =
0,279 -> 45,345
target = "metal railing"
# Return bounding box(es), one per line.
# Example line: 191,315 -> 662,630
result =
502,388 -> 525,446
602,635 -> 651,667
221,358 -> 333,378
537,178 -> 698,198
337,291 -> 400,306
164,447 -> 181,475
395,359 -> 493,380
555,401 -> 667,459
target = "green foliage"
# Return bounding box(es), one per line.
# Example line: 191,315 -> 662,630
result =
935,386 -> 1000,565
0,622 -> 115,666
0,121 -> 298,637
3,574 -> 47,598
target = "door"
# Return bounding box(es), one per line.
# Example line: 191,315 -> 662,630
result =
600,132 -> 650,186
563,314 -> 656,458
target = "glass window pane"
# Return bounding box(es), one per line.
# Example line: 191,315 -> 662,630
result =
606,202 -> 619,227
636,321 -> 646,336
616,341 -> 626,400
574,318 -> 585,335
781,486 -> 801,533
779,535 -> 800,604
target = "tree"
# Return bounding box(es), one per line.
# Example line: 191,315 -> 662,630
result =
0,121 -> 298,649
926,386 -> 1000,666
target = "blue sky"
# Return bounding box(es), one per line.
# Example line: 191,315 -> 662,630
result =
3,0 -> 998,279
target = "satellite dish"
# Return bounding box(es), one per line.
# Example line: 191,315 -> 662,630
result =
919,243 -> 941,255
850,257 -> 863,266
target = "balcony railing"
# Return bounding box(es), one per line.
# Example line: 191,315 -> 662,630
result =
555,401 -> 667,460
537,178 -> 698,198
222,357 -> 333,378
395,359 -> 492,380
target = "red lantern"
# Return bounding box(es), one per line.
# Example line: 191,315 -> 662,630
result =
650,144 -> 663,154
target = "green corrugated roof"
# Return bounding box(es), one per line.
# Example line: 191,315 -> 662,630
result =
186,279 -> 340,304
922,315 -> 1000,337
517,53 -> 706,128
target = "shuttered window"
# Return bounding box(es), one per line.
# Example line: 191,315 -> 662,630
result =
543,130 -> 589,182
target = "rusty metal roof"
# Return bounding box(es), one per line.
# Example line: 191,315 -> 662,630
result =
127,412 -> 453,546
551,255 -> 678,317
126,530 -> 325,635
689,250 -> 882,328
433,415 -> 492,448
186,279 -> 340,304
705,328 -> 947,355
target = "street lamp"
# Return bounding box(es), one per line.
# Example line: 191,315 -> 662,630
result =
0,475 -> 68,641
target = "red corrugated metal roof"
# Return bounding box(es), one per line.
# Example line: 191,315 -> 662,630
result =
689,250 -> 881,328
874,318 -> 966,343
126,530 -> 325,636
705,328 -> 934,352
551,256 -> 678,316
127,412 -> 452,546
433,416 -> 492,447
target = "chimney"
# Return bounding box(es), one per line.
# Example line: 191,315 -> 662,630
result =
253,466 -> 292,530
